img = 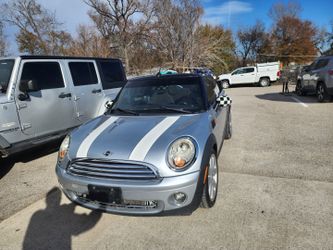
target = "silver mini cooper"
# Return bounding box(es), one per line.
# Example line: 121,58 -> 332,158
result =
56,74 -> 232,215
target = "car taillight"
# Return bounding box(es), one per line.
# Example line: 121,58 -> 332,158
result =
277,71 -> 281,77
328,69 -> 333,75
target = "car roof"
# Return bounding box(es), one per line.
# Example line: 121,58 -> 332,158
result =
17,55 -> 121,61
130,74 -> 203,81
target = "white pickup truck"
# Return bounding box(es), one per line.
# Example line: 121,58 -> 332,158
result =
218,62 -> 281,88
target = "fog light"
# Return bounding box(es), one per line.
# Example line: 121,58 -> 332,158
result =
173,192 -> 187,203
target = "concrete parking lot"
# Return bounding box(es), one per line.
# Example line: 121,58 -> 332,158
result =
0,85 -> 332,250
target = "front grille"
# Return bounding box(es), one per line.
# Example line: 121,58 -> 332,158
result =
78,196 -> 159,210
67,159 -> 159,181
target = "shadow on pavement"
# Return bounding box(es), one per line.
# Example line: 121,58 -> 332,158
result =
23,187 -> 102,250
0,140 -> 61,179
255,92 -> 320,104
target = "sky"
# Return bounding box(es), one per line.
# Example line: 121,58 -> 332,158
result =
1,0 -> 333,54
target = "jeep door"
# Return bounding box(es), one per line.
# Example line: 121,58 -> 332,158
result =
16,60 -> 76,136
67,61 -> 103,122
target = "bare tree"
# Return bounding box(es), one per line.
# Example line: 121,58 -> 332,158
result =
1,0 -> 72,55
237,21 -> 268,66
85,0 -> 154,71
194,24 -> 236,73
268,0 -> 302,23
69,25 -> 111,57
0,21 -> 7,56
153,0 -> 202,67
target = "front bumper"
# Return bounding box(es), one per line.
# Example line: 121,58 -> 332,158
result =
56,165 -> 200,215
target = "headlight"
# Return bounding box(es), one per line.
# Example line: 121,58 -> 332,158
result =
58,135 -> 70,162
167,137 -> 196,171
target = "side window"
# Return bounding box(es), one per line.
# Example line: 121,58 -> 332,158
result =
204,77 -> 218,106
97,60 -> 126,89
232,69 -> 240,75
244,68 -> 254,73
69,62 -> 98,86
20,62 -> 64,90
313,59 -> 329,70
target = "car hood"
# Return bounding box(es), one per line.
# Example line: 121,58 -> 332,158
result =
68,113 -> 211,177
218,73 -> 231,80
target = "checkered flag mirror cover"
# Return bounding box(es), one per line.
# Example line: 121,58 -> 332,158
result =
217,95 -> 232,107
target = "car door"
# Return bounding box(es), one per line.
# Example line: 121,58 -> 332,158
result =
242,67 -> 256,83
309,59 -> 329,91
230,68 -> 245,84
204,77 -> 227,149
303,60 -> 317,90
67,60 -> 104,122
16,60 -> 76,137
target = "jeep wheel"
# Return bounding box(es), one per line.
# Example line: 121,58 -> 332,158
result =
259,78 -> 270,87
317,82 -> 330,102
221,80 -> 230,89
200,151 -> 218,208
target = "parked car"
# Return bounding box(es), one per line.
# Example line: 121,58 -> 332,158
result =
0,55 -> 126,158
56,74 -> 232,215
218,62 -> 280,88
159,69 -> 178,75
296,55 -> 333,102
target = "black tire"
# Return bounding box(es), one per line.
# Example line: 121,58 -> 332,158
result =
316,82 -> 330,102
296,81 -> 305,96
259,77 -> 270,87
221,80 -> 230,89
200,150 -> 219,208
224,108 -> 232,140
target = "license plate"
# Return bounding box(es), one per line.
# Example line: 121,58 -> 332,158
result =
87,185 -> 122,204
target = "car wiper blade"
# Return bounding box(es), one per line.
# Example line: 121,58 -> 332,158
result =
155,106 -> 192,114
111,108 -> 139,116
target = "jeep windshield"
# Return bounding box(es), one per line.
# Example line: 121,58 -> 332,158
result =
0,60 -> 15,95
110,76 -> 205,115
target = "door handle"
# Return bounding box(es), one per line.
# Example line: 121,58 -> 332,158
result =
92,89 -> 102,94
58,92 -> 72,98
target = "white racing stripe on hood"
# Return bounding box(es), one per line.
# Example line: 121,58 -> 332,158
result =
129,116 -> 180,161
76,117 -> 119,158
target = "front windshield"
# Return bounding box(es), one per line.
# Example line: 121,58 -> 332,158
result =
0,60 -> 15,95
111,77 -> 205,115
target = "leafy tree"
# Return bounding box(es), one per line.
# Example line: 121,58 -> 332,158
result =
271,16 -> 317,64
1,0 -> 72,55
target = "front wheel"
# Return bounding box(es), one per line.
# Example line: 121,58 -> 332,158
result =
317,82 -> 330,102
200,151 -> 219,208
296,81 -> 305,96
259,78 -> 270,87
221,80 -> 230,89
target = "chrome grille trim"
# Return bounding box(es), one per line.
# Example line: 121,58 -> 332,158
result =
67,159 -> 159,181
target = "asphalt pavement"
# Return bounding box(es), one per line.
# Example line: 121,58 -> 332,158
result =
0,85 -> 332,250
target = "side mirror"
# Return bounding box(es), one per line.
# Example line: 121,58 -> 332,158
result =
105,100 -> 114,109
217,95 -> 232,107
20,79 -> 40,93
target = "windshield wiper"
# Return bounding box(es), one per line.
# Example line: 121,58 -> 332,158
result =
153,106 -> 192,114
111,108 -> 139,116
